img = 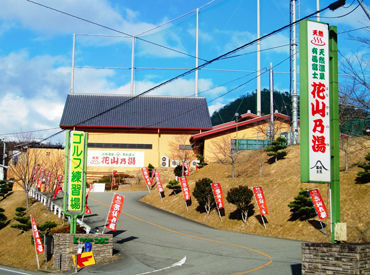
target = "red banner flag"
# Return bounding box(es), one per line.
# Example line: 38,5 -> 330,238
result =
184,162 -> 190,176
85,185 -> 93,214
155,171 -> 164,194
112,170 -> 118,186
30,215 -> 44,254
309,189 -> 328,220
179,176 -> 191,201
253,186 -> 268,216
52,174 -> 63,199
43,171 -> 52,192
36,168 -> 45,189
211,183 -> 224,210
106,193 -> 124,231
30,165 -> 40,184
141,167 -> 152,187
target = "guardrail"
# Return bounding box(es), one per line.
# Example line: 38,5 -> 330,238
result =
28,188 -> 92,233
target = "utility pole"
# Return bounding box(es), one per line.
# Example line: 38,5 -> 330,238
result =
130,37 -> 136,96
195,8 -> 199,97
269,63 -> 274,142
1,140 -> 6,181
256,0 -> 261,116
357,0 -> 370,20
70,33 -> 76,94
291,0 -> 298,144
317,0 -> 320,21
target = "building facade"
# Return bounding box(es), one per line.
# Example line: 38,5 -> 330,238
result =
60,94 -> 212,178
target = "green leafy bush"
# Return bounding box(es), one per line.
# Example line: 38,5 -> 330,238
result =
174,165 -> 184,177
166,179 -> 181,195
226,185 -> 254,222
265,137 -> 288,163
196,154 -> 208,169
356,152 -> 370,184
288,189 -> 316,221
11,206 -> 31,232
0,181 -> 12,199
148,163 -> 155,177
38,221 -> 57,232
193,178 -> 214,214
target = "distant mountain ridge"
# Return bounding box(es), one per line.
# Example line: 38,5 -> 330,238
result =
211,89 -> 292,126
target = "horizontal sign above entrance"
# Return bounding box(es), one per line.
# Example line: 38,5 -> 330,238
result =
87,150 -> 144,167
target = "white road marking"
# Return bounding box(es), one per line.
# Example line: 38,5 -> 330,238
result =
0,267 -> 31,275
136,256 -> 186,275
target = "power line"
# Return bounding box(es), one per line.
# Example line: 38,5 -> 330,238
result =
0,128 -> 60,137
338,25 -> 370,34
25,0 -> 209,62
320,3 -> 360,18
56,0 -> 344,128
16,0 -> 345,148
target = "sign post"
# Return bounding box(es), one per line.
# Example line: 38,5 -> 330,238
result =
211,183 -> 224,222
63,130 -> 88,234
308,189 -> 328,235
300,20 -> 340,243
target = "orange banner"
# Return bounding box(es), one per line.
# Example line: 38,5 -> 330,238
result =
106,193 -> 124,231
30,215 -> 44,254
309,189 -> 328,220
180,176 -> 191,201
253,186 -> 268,216
211,183 -> 224,210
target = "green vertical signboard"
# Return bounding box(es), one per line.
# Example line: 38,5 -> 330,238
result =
63,130 -> 88,233
300,20 -> 340,243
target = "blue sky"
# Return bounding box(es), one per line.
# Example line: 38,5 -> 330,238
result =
0,0 -> 368,144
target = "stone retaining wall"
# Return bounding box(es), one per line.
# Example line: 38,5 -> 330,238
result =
302,242 -> 370,274
53,233 -> 113,271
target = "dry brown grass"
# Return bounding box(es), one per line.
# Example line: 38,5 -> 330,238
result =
0,191 -> 63,271
141,137 -> 370,243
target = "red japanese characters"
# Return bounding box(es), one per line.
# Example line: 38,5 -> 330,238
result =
106,193 -> 124,232
253,186 -> 268,216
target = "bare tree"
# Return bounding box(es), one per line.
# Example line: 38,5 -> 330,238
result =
8,147 -> 41,208
210,136 -> 241,178
168,135 -> 196,176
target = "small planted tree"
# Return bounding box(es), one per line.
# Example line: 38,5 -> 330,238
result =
11,206 -> 31,232
193,178 -> 214,214
226,185 -> 254,223
148,163 -> 155,177
0,181 -> 12,200
288,189 -> 316,221
356,152 -> 370,184
166,179 -> 181,195
174,165 -> 186,177
265,137 -> 287,163
196,154 -> 208,169
0,208 -> 7,230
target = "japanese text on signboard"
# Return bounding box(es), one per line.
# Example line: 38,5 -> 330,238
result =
307,21 -> 330,182
68,131 -> 85,212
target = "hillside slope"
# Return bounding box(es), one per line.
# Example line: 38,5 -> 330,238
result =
141,137 -> 370,242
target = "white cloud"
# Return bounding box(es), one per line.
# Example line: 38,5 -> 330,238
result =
208,101 -> 225,115
0,0 -> 154,36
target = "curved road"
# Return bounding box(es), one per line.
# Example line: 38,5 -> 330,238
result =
77,192 -> 301,275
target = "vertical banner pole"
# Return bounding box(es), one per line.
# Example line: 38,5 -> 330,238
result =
253,186 -> 266,229
308,191 -> 327,235
329,25 -> 340,243
102,193 -> 115,234
34,238 -> 40,270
